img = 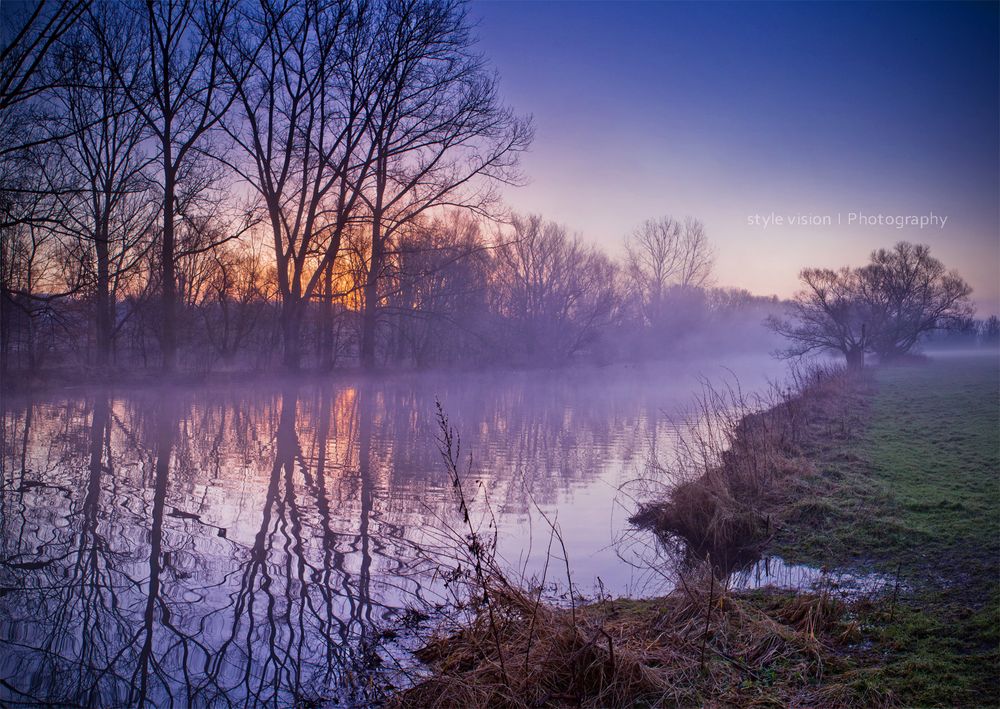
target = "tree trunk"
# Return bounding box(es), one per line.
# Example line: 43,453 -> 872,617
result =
360,172 -> 386,371
360,272 -> 379,370
319,261 -> 334,371
0,291 -> 9,379
161,152 -> 178,374
846,346 -> 864,371
281,300 -> 302,371
94,228 -> 112,371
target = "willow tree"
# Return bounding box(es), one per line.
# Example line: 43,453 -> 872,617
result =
767,267 -> 875,370
860,242 -> 973,361
769,242 -> 973,369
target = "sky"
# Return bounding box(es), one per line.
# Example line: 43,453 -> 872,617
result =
470,1 -> 1000,312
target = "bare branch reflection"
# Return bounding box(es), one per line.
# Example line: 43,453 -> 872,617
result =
0,361 -> 779,705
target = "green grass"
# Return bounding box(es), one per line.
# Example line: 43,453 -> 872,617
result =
867,357 -> 999,570
773,353 -> 1000,707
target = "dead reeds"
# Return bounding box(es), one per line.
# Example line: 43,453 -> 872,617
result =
393,559 -> 887,708
392,386 -> 889,708
630,361 -> 858,570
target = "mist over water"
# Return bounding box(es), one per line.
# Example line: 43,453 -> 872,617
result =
0,353 -> 781,706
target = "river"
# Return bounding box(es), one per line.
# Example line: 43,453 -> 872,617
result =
0,354 -> 783,707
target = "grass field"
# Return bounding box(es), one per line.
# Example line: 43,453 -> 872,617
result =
775,352 -> 1000,706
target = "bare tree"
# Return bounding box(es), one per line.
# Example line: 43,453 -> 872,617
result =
769,242 -> 974,369
767,267 -> 874,370
0,1 -> 89,372
386,210 -> 495,366
356,0 -> 531,369
493,214 -> 619,364
0,156 -> 73,372
94,0 -> 238,373
0,0 -> 86,112
197,238 -> 276,367
218,0 -> 377,371
625,216 -> 714,327
45,4 -> 155,371
860,241 -> 973,361
0,0 -> 88,166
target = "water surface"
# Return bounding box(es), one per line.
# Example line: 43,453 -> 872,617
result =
0,355 -> 781,707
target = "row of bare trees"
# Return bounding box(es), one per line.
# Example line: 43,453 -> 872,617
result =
13,3 -> 975,378
1,0 -> 534,375
2,189 -> 746,374
1,1 -> 753,376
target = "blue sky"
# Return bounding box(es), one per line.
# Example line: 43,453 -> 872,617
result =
471,1 -> 999,311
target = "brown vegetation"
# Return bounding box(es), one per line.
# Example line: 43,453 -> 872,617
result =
394,564 -> 891,708
393,383 -> 891,708
630,363 -> 863,572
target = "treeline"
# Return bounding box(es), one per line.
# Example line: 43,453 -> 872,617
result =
2,202 -> 779,373
0,1 -> 781,377
924,314 -> 1000,349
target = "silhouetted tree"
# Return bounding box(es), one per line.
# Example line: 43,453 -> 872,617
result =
981,315 -> 1000,346
0,160 -> 72,372
859,241 -> 973,361
218,0 -> 374,371
356,0 -> 530,369
94,0 -> 238,373
0,0 -> 86,115
767,267 -> 874,370
387,211 -> 495,365
45,4 -> 155,371
493,214 -> 619,364
625,216 -> 714,328
769,242 -> 973,368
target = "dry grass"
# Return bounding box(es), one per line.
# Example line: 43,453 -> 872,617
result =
392,390 -> 891,708
630,362 -> 860,570
393,563 -> 891,708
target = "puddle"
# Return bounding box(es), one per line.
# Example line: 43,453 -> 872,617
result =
729,555 -> 902,598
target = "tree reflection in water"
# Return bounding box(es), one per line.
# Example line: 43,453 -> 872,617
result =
0,386 -> 408,707
0,360 -> 779,706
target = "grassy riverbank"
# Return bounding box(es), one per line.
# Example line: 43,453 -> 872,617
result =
772,353 -> 1000,706
400,353 -> 999,707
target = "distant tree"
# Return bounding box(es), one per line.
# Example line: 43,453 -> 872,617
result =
859,242 -> 973,361
769,242 -> 974,368
0,165 -> 69,372
493,214 -> 619,364
980,315 -> 1000,346
196,237 -> 276,366
387,211 -> 495,366
767,267 -> 874,370
625,216 -> 713,327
